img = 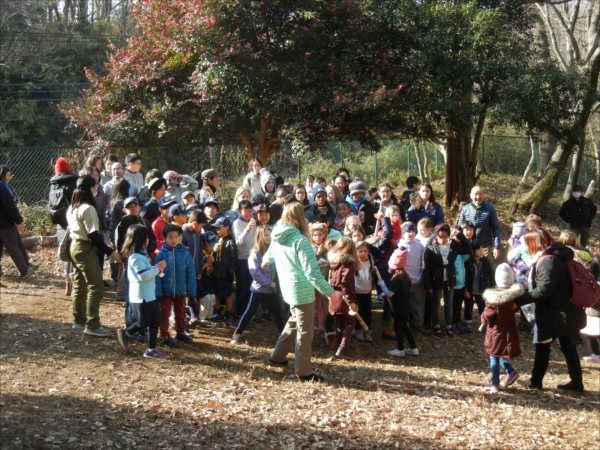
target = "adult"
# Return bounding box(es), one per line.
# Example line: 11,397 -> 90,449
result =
374,183 -> 400,228
124,153 -> 144,192
242,158 -> 263,197
0,165 -> 33,280
225,187 -> 252,221
400,176 -> 419,222
108,179 -> 131,245
85,155 -> 103,175
559,184 -> 597,248
66,176 -> 123,336
80,167 -> 110,275
164,170 -> 198,204
263,203 -> 343,381
407,183 -> 444,227
194,168 -> 219,205
140,178 -> 167,225
325,184 -> 344,206
103,162 -> 138,198
100,154 -> 118,185
49,157 -> 79,230
305,186 -> 336,228
293,184 -> 310,209
514,229 -> 586,391
334,175 -> 350,198
458,185 -> 501,260
260,168 -> 277,202
137,169 -> 163,205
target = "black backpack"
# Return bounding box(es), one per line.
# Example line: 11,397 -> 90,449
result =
49,182 -> 70,225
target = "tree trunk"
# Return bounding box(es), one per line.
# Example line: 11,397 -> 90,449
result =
536,134 -> 555,181
521,136 -> 537,184
444,123 -> 474,207
422,139 -> 431,184
562,129 -> 587,201
589,122 -> 600,181
413,140 -> 425,183
470,111 -> 486,181
256,119 -> 281,164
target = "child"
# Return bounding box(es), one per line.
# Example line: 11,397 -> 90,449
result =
182,209 -> 208,324
382,204 -> 401,245
152,197 -> 176,252
231,225 -> 284,344
348,224 -> 366,243
379,247 -> 419,356
464,240 -> 495,333
581,260 -> 600,364
343,215 -> 363,237
400,176 -> 419,222
169,204 -> 189,229
451,236 -> 470,335
197,232 -> 217,324
211,216 -> 237,325
260,168 -> 276,202
310,222 -> 336,345
233,200 -> 257,317
255,203 -> 271,226
155,224 -> 197,346
305,175 -> 315,194
182,190 -> 198,210
328,237 -> 359,359
334,201 -> 355,232
416,217 -> 435,247
347,178 -> 375,234
417,217 -> 435,332
354,241 -> 375,342
422,224 -> 471,338
459,220 -> 477,245
481,263 -> 522,393
203,196 -> 222,230
117,225 -> 168,358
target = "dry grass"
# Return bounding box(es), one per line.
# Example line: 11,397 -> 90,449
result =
1,174 -> 600,449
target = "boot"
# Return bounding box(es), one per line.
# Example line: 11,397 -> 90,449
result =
558,340 -> 584,391
354,329 -> 365,341
364,330 -> 373,342
530,343 -> 551,389
382,321 -> 396,341
65,273 -> 72,296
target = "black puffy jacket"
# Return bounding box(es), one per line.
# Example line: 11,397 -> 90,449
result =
559,196 -> 597,229
422,232 -> 471,290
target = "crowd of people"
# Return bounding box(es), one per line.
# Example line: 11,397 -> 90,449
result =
0,154 -> 598,390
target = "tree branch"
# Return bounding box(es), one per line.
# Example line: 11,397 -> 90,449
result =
548,2 -> 580,63
536,3 -> 569,70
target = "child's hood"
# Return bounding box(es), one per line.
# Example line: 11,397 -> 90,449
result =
483,283 -> 524,305
328,250 -> 354,265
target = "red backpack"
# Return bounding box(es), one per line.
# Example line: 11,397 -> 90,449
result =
537,255 -> 600,308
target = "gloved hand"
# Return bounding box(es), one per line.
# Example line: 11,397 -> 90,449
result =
378,280 -> 391,297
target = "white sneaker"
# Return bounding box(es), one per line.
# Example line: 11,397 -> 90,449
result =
387,349 -> 405,357
230,334 -> 240,345
583,354 -> 600,363
354,329 -> 365,341
83,326 -> 111,337
404,348 -> 420,356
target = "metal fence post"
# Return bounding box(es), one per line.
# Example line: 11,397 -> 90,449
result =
339,142 -> 344,167
374,150 -> 378,184
297,155 -> 301,183
407,141 -> 411,173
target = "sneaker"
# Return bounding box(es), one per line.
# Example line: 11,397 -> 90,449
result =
444,328 -> 455,339
20,267 -> 35,278
326,332 -> 336,349
364,330 -> 373,342
431,328 -> 443,339
387,348 -> 405,357
504,370 -> 519,388
485,383 -> 499,393
230,334 -> 241,345
117,329 -> 129,352
404,348 -> 420,356
72,322 -> 85,329
83,326 -> 111,337
267,357 -> 289,367
161,336 -> 177,347
298,373 -> 325,382
354,329 -> 365,341
416,326 -> 430,336
130,332 -> 147,343
210,313 -> 223,322
450,325 -> 462,335
144,348 -> 169,359
464,323 -> 473,333
176,333 -> 193,343
583,354 -> 600,363
335,346 -> 355,360
224,314 -> 233,325
200,318 -> 211,325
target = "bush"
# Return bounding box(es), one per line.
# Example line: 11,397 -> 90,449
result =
19,201 -> 55,237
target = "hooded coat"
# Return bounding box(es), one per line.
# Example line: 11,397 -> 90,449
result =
422,232 -> 471,290
154,242 -> 197,298
0,171 -> 23,229
482,283 -> 523,359
515,243 -> 587,342
243,172 -> 263,197
263,222 -> 334,305
49,172 -> 79,227
328,251 -> 357,314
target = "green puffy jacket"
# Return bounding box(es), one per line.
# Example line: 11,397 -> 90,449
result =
263,222 -> 334,305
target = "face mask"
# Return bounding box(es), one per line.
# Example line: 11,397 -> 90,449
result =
573,192 -> 582,199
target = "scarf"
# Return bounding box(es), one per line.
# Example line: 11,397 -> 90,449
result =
334,212 -> 354,231
346,195 -> 366,211
202,248 -> 214,274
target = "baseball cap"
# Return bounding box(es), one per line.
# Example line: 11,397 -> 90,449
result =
169,204 -> 189,218
124,196 -> 140,207
213,216 -> 233,228
158,196 -> 177,208
202,231 -> 218,245
202,168 -> 219,180
148,177 -> 166,191
182,190 -> 195,199
204,196 -> 219,208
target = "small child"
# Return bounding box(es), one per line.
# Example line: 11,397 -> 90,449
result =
343,215 -> 363,237
348,224 -> 366,243
309,222 -> 335,343
231,225 -> 284,344
481,263 -> 522,393
398,222 -> 427,335
169,204 -> 189,229
354,241 -> 375,342
233,200 -> 257,317
379,247 -> 419,357
382,204 -> 402,245
155,224 -> 197,346
328,237 -> 359,359
152,197 -> 177,252
464,240 -> 495,333
211,216 -> 237,324
117,225 -> 168,358
255,203 -> 271,226
507,222 -> 530,286
305,175 -> 315,193
416,217 -> 435,247
581,260 -> 600,364
459,220 -> 477,245
182,209 -> 207,324
334,201 -> 355,232
182,190 -> 198,210
197,232 -> 217,324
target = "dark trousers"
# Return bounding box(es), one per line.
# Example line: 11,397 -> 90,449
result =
355,293 -> 372,329
531,335 -> 583,388
423,290 -> 433,329
394,311 -> 417,350
0,225 -> 29,276
159,297 -> 185,337
234,292 -> 284,335
464,293 -> 485,322
336,313 -> 356,347
235,259 -> 252,317
452,287 -> 465,324
589,336 -> 600,355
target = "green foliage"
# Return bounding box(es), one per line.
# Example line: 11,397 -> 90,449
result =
19,202 -> 54,238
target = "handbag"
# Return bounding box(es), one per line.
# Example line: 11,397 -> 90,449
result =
58,228 -> 72,262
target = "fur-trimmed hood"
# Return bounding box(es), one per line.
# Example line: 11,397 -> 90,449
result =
328,251 -> 354,265
483,283 -> 524,305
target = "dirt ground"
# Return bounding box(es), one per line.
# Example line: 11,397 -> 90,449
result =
1,247 -> 599,450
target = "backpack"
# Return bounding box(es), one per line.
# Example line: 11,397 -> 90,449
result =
48,183 -> 69,225
537,255 -> 600,308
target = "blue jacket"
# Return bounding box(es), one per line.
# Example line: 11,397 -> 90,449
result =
458,202 -> 501,249
127,251 -> 160,303
407,201 -> 445,226
154,242 -> 197,298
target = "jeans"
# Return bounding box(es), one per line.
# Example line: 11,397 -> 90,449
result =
235,292 -> 284,335
432,282 -> 454,328
489,356 -> 514,387
336,313 -> 356,347
394,311 -> 417,350
0,225 -> 29,277
70,241 -> 104,329
235,259 -> 252,317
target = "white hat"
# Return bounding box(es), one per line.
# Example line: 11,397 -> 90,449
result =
495,263 -> 514,289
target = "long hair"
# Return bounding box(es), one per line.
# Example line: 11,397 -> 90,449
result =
326,184 -> 344,204
110,179 -> 131,208
378,183 -> 399,204
248,157 -> 262,171
331,236 -> 360,270
121,224 -> 150,259
232,187 -> 251,210
251,224 -> 271,255
70,175 -> 96,209
281,202 -> 309,238
417,182 -> 437,211
524,228 -> 554,255
293,184 -> 309,206
85,155 -> 102,169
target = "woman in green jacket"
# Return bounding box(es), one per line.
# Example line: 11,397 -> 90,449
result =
263,202 -> 343,382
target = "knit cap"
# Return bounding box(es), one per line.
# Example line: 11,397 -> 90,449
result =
54,157 -> 72,175
512,222 -> 527,237
495,263 -> 514,288
388,246 -> 408,270
349,177 -> 366,196
401,222 -> 417,234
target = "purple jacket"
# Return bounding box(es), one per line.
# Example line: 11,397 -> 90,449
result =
249,249 -> 276,293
